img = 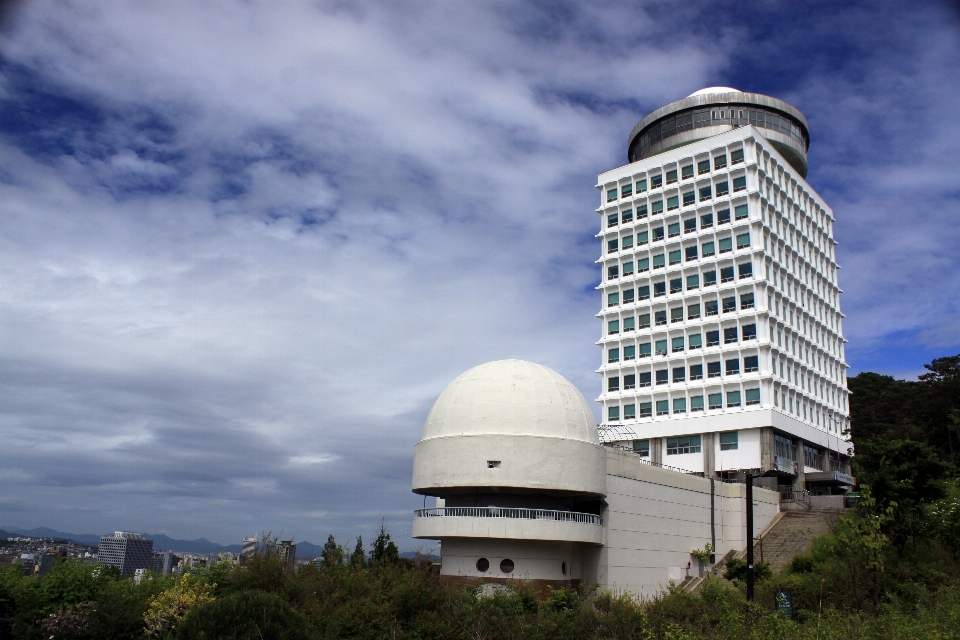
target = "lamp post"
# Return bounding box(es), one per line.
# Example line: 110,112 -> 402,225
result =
746,472 -> 755,601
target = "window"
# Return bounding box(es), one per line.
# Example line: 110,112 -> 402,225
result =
608,376 -> 620,392
717,209 -> 731,224
653,226 -> 665,241
652,199 -> 663,214
726,358 -> 740,375
608,319 -> 619,334
670,277 -> 682,293
686,274 -> 700,290
687,303 -> 701,320
638,285 -> 650,300
740,292 -> 755,309
719,237 -> 733,253
667,435 -> 701,454
624,403 -> 636,419
621,183 -> 633,198
624,316 -> 635,331
624,345 -> 636,360
685,246 -> 698,262
667,195 -> 679,211
666,169 -> 678,184
731,148 -> 744,164
704,270 -> 718,286
623,234 -> 634,249
726,390 -> 742,407
638,314 -> 650,329
608,292 -> 619,307
724,327 -> 739,343
682,164 -> 694,180
607,188 -> 617,202
698,159 -> 711,175
716,180 -> 729,196
634,230 -> 647,245
637,258 -> 649,272
721,267 -> 735,283
656,400 -> 669,416
689,364 -> 704,381
736,232 -> 751,249
804,445 -> 823,470
623,261 -> 634,276
672,336 -> 684,353
689,333 -> 703,349
655,339 -> 668,356
607,212 -> 618,228
702,241 -> 716,257
656,369 -> 668,385
623,289 -> 635,304
705,301 -> 719,318
651,174 -> 663,188
608,405 -> 620,421
633,439 -> 650,455
608,238 -> 619,253
639,402 -> 652,417
673,397 -> 687,413
623,209 -> 635,226
722,296 -> 736,312
701,213 -> 714,228
691,395 -> 704,411
608,348 -> 619,363
668,222 -> 681,237
719,432 -> 738,450
639,343 -> 651,358
714,154 -> 727,169
683,191 -> 695,206
624,373 -> 636,389
608,265 -> 619,280
708,393 -> 723,409
699,185 -> 712,201
744,355 -> 759,372
654,281 -> 666,297
637,178 -> 647,193
639,371 -> 651,386
742,323 -> 757,340
673,365 -> 685,382
775,434 -> 796,461
738,262 -> 753,278
684,219 -> 697,235
733,176 -> 747,192
735,204 -> 748,220
636,204 -> 647,219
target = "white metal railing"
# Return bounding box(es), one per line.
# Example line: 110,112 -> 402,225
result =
414,507 -> 602,526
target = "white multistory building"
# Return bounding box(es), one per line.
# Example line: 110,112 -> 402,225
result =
596,87 -> 854,493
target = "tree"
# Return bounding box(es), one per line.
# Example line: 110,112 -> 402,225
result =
320,534 -> 344,567
350,536 -> 365,567
370,520 -> 400,565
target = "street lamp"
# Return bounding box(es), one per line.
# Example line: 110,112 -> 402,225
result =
745,469 -> 781,601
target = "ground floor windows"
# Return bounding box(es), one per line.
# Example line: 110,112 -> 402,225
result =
667,435 -> 701,454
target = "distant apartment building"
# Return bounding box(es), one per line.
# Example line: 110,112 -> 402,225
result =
98,532 -> 154,577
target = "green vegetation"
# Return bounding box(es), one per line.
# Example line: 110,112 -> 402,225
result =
0,355 -> 957,638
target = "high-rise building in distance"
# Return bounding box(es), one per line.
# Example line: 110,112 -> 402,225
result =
596,88 -> 853,494
98,531 -> 154,577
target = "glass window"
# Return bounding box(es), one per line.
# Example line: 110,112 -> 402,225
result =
689,333 -> 702,349
705,301 -> 719,318
608,376 -> 620,391
622,208 -> 634,224
707,362 -> 722,380
708,393 -> 723,409
639,371 -> 651,386
726,358 -> 740,375
670,277 -> 682,293
666,435 -> 701,454
684,218 -> 697,233
666,169 -> 678,184
740,292 -> 755,309
717,209 -> 731,224
715,180 -> 729,196
744,355 -> 759,372
624,403 -> 636,419
691,395 -> 704,411
633,439 -> 649,455
669,251 -> 682,266
687,304 -> 701,321
623,288 -> 635,304
654,281 -> 666,297
672,336 -> 684,352
656,369 -> 668,384
637,258 -> 649,272
608,319 -> 620,334
701,213 -> 714,228
667,195 -> 679,211
608,265 -> 619,280
637,204 -> 648,219
719,237 -> 733,253
639,402 -> 652,417
731,149 -> 744,164
738,262 -> 753,278
622,374 -> 636,390
735,204 -> 748,219
637,179 -> 647,193
608,292 -> 619,306
629,315 -> 641,329
699,185 -> 712,201
637,230 -> 649,244
607,188 -> 617,202
683,191 -> 695,206
673,365 -> 685,382
621,183 -> 633,198
638,285 -> 650,300
733,176 -> 747,192
608,238 -> 619,253
742,323 -> 757,340
719,431 -> 738,450
623,261 -> 635,276
608,405 -> 620,420
668,222 -> 681,237
652,200 -> 663,214
651,174 -> 663,188
722,296 -> 736,313
702,241 -> 716,257
690,364 -> 703,380
673,397 -> 687,413
686,274 -> 700,290
685,246 -> 698,262
653,255 -> 665,271
639,342 -> 651,357
714,154 -> 727,169
736,232 -> 750,249
608,348 -> 619,363
655,340 -> 667,356
653,226 -> 665,241
682,164 -> 694,180
623,234 -> 634,249
727,390 -> 742,407
624,345 -> 636,360
656,400 -> 669,416
724,327 -> 739,343
607,212 -> 618,227
721,267 -> 735,283
698,159 -> 711,174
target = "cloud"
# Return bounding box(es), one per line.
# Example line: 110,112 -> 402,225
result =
1,0 -> 958,547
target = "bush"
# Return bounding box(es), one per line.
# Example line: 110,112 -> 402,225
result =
175,590 -> 313,640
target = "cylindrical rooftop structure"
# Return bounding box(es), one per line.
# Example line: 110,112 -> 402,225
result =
627,87 -> 810,177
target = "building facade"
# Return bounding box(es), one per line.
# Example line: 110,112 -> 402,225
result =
98,532 -> 154,577
596,88 -> 853,495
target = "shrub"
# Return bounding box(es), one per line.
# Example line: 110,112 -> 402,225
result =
175,590 -> 313,640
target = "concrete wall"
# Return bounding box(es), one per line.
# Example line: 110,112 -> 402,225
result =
440,538 -> 582,582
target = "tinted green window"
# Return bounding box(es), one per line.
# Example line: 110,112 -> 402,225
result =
653,254 -> 665,268
709,393 -> 722,409
683,191 -> 695,206
673,397 -> 687,413
731,149 -> 744,164
698,159 -> 710,174
719,237 -> 733,252
608,348 -> 619,362
607,188 -> 617,202
666,169 -> 678,183
702,241 -> 715,256
633,439 -> 649,455
608,238 -> 619,253
735,204 -> 748,219
608,406 -> 620,420
638,285 -> 650,299
621,208 -> 633,223
638,314 -> 649,329
622,261 -> 634,275
688,333 -> 702,348
639,342 -> 651,356
719,431 -> 738,450
622,234 -> 634,248
607,212 -> 618,227
716,181 -> 729,196
623,316 -> 636,330
669,250 -> 681,265
637,230 -> 649,244
652,200 -> 664,213
672,336 -> 684,351
608,320 -> 619,334
624,345 -> 636,359
746,388 -> 761,405
668,222 -> 681,237
727,390 -> 742,406
666,434 -> 701,453
687,274 -> 700,289
733,176 -> 747,191
667,196 -> 679,210
621,183 -> 633,198
656,400 -> 669,415
624,404 -> 636,419
699,186 -> 712,201
636,179 -> 647,192
714,154 -> 727,169
623,289 -> 635,303
687,303 -> 701,319
682,164 -> 693,179
691,395 -> 704,411
637,257 -> 650,272
608,292 -> 619,306
737,233 -> 750,249
651,174 -> 663,188
637,204 -> 648,218
671,308 -> 683,323
639,403 -> 652,417
655,339 -> 667,354
653,226 -> 664,241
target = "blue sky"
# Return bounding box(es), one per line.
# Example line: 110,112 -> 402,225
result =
1,0 -> 958,549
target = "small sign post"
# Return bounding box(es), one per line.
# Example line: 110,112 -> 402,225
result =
775,590 -> 793,619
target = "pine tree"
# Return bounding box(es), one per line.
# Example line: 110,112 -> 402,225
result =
350,536 -> 365,567
369,520 -> 399,564
320,534 -> 343,566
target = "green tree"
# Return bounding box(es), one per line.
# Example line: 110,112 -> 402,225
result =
320,534 -> 344,567
349,536 -> 365,567
370,520 -> 400,565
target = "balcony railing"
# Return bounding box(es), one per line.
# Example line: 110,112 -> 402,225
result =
414,507 -> 602,526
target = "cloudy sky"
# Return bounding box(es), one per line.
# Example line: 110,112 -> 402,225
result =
2,0 -> 959,549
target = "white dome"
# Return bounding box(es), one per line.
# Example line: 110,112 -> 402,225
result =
421,360 -> 598,443
687,86 -> 741,98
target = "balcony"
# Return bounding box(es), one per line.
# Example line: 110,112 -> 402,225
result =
413,507 -> 603,544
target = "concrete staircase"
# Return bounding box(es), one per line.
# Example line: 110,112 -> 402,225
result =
752,510 -> 837,573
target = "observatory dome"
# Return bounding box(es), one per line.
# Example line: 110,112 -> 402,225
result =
421,360 -> 598,443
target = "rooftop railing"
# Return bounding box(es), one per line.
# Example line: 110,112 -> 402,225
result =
414,507 -> 602,526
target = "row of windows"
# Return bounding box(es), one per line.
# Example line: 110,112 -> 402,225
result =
607,225 -> 751,257
606,266 -> 753,306
606,204 -> 747,230
606,356 -> 761,390
773,389 -> 847,432
605,324 -> 757,362
605,150 -> 742,202
606,294 -> 756,332
606,254 -> 752,284
607,388 -> 761,420
631,432 -> 740,457
606,176 -> 747,205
